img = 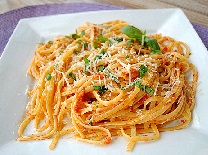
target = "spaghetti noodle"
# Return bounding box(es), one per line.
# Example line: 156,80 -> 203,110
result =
18,20 -> 198,151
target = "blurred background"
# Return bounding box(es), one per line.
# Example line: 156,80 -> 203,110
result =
0,0 -> 207,27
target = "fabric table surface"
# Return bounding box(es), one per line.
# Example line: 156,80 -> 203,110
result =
0,2 -> 207,55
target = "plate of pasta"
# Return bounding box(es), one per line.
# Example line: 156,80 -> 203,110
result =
0,9 -> 208,155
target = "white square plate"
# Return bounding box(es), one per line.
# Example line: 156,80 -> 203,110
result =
0,9 -> 208,155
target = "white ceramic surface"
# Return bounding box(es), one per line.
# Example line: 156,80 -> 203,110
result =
0,9 -> 208,155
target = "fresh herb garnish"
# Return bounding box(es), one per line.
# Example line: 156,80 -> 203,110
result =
139,65 -> 148,78
65,35 -> 71,38
150,49 -> 162,55
125,55 -> 130,59
48,41 -> 53,44
68,72 -> 76,81
144,86 -> 155,96
46,73 -> 52,81
145,38 -> 161,54
76,40 -> 82,44
84,57 -> 90,74
94,55 -> 102,61
93,85 -> 108,95
89,121 -> 93,125
94,49 -> 106,61
93,36 -> 108,49
114,37 -> 123,42
104,69 -> 120,83
121,25 -> 143,42
121,25 -> 161,54
100,49 -> 105,55
72,34 -> 80,39
73,49 -> 79,55
80,30 -> 85,37
95,36 -> 108,43
98,65 -> 105,72
121,81 -> 135,90
121,79 -> 155,96
54,63 -> 58,68
93,43 -> 99,49
126,39 -> 134,48
83,42 -> 88,49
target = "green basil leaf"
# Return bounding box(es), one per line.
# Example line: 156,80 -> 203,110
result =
126,39 -> 134,48
150,49 -> 162,55
145,38 -> 160,51
121,25 -> 143,42
72,34 -> 80,39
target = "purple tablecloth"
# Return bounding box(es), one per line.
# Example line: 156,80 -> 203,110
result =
0,3 -> 207,55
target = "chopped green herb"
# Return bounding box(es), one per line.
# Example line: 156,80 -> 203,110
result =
84,57 -> 90,74
73,49 -> 79,55
83,42 -> 88,48
93,85 -> 108,95
68,72 -> 76,81
72,34 -> 80,39
114,37 -> 123,42
46,73 -> 52,81
121,79 -> 155,96
100,49 -> 105,55
94,49 -> 106,61
84,57 -> 90,64
139,65 -> 148,78
98,65 -> 105,72
93,36 -> 108,49
48,41 -> 53,44
80,30 -> 85,37
54,63 -> 59,68
121,81 -> 135,90
94,36 -> 108,43
125,55 -> 129,59
65,35 -> 71,38
104,69 -> 120,83
76,40 -> 82,44
94,55 -> 102,61
59,51 -> 63,55
89,121 -> 93,125
134,79 -> 142,89
144,86 -> 155,96
93,43 -> 98,49
126,39 -> 134,48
